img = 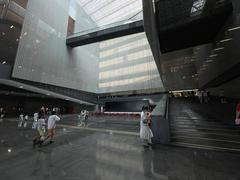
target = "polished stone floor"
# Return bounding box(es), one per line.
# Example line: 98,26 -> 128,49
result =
60,114 -> 140,132
1,120 -> 240,180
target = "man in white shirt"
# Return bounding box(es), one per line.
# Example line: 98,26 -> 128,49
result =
47,111 -> 60,144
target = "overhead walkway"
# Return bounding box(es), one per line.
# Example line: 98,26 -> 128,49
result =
169,97 -> 240,152
66,11 -> 144,47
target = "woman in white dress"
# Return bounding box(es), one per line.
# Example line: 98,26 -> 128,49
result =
140,106 -> 153,146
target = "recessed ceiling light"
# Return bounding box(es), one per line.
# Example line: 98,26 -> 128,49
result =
209,54 -> 218,58
2,61 -> 6,64
220,38 -> 232,43
213,47 -> 224,51
206,60 -> 214,63
10,25 -> 14,29
228,26 -> 240,31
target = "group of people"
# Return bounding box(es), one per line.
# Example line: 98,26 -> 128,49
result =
140,106 -> 154,147
0,105 -> 62,147
31,107 -> 61,147
196,90 -> 210,103
18,113 -> 29,127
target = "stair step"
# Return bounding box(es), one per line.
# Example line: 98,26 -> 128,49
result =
171,131 -> 240,141
171,135 -> 240,144
171,129 -> 240,138
170,142 -> 240,152
170,126 -> 240,133
170,118 -> 220,123
170,124 -> 240,131
171,136 -> 240,150
170,120 -> 236,127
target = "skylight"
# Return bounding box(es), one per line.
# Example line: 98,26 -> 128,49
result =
76,0 -> 143,26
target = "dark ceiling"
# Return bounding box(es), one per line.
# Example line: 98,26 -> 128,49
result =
143,0 -> 240,91
0,19 -> 21,66
155,0 -> 233,53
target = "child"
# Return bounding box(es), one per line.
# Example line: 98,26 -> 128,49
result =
33,114 -> 46,147
46,111 -> 60,144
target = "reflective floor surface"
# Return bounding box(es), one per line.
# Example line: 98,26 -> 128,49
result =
1,120 -> 240,180
60,114 -> 140,132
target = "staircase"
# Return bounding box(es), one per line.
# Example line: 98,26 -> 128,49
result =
169,97 -> 240,152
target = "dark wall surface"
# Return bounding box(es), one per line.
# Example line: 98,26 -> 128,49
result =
0,64 -> 11,79
0,95 -> 94,117
105,100 -> 149,112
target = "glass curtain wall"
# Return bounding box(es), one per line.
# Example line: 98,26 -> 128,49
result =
12,0 -> 99,93
67,0 -> 163,94
98,32 -> 164,93
11,0 -> 163,94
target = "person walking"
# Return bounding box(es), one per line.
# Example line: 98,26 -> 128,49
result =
33,113 -> 46,147
33,112 -> 38,122
140,106 -> 153,147
46,111 -> 60,144
23,114 -> 28,127
18,113 -> 24,127
32,112 -> 38,129
0,107 -> 5,123
82,109 -> 89,127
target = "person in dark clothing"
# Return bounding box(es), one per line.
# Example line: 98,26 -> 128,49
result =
0,107 -> 5,123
